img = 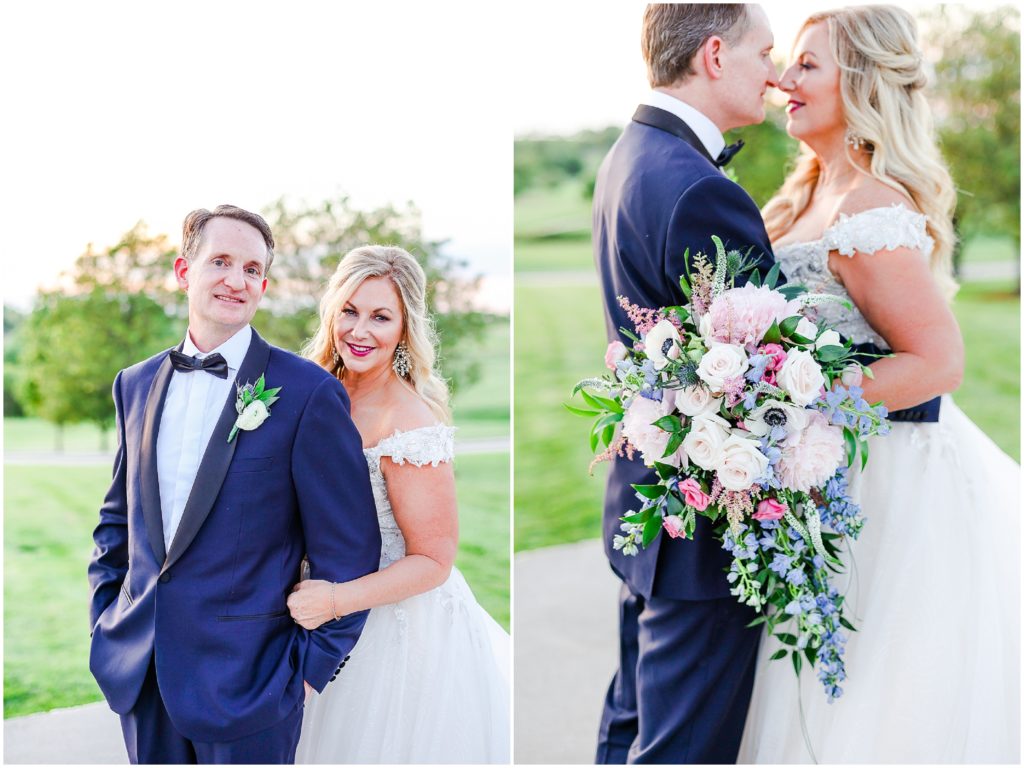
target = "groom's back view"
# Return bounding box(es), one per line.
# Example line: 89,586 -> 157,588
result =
88,205 -> 381,764
593,5 -> 779,763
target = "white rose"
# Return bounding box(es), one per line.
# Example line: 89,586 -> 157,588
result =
674,385 -> 723,418
698,312 -> 714,342
682,413 -> 731,470
777,348 -> 826,407
644,320 -> 682,370
235,400 -> 270,431
695,343 -> 748,393
745,399 -> 809,437
816,329 -> 841,350
716,435 -> 770,492
794,317 -> 818,342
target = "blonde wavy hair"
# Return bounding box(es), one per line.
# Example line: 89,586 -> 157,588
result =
763,5 -> 958,300
303,245 -> 451,422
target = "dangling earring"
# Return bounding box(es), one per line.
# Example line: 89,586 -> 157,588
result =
845,129 -> 865,151
332,345 -> 341,367
392,341 -> 411,379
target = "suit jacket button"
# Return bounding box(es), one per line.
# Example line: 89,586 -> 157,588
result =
159,573 -> 170,583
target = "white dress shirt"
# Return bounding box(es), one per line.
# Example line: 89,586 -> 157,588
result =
642,90 -> 726,161
156,325 -> 252,550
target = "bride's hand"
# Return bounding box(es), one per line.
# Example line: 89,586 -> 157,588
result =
288,579 -> 342,630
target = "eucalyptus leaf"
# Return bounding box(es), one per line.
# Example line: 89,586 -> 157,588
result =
816,345 -> 847,363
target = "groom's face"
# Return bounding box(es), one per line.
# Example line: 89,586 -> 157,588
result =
174,217 -> 268,342
717,5 -> 778,130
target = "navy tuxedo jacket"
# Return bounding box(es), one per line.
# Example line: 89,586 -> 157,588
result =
87,329 -> 381,742
594,106 -> 779,601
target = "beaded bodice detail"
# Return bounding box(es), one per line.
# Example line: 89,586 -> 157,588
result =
363,423 -> 456,567
774,204 -> 934,350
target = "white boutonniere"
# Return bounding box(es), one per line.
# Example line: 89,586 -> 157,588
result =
228,374 -> 281,443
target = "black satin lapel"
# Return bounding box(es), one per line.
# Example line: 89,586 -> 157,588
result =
162,330 -> 272,573
631,104 -> 718,166
139,350 -> 177,565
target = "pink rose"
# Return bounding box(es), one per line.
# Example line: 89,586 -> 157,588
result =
605,340 -> 629,370
663,515 -> 688,539
678,478 -> 711,511
753,497 -> 788,521
759,343 -> 787,372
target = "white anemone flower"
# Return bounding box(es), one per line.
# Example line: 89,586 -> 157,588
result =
644,319 -> 682,370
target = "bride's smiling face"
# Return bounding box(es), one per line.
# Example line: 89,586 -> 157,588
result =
333,276 -> 405,377
779,22 -> 844,145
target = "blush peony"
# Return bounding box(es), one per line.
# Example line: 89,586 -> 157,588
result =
775,410 -> 846,493
706,284 -> 795,351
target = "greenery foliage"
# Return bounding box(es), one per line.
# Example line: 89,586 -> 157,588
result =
925,5 -> 1021,249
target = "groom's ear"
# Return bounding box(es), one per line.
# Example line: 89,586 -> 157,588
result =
701,36 -> 725,80
173,256 -> 190,292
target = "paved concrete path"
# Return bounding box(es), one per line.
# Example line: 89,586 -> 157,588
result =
4,701 -> 125,764
3,436 -> 510,466
515,538 -> 619,764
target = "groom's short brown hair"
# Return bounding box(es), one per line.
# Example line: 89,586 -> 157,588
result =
642,4 -> 751,87
181,204 -> 276,274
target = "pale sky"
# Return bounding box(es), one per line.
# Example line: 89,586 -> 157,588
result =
1,0 -> 512,311
512,1 -> 1012,135
1,1 -> 1013,314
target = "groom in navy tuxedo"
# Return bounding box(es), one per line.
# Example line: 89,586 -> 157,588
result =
593,5 -> 781,763
88,205 -> 381,763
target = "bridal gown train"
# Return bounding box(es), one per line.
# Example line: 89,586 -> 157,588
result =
295,424 -> 510,764
738,205 -> 1021,764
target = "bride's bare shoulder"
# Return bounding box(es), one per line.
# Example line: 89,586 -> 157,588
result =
382,385 -> 440,435
834,178 -> 918,219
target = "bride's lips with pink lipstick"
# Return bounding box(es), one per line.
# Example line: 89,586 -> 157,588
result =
346,342 -> 374,358
786,99 -> 805,113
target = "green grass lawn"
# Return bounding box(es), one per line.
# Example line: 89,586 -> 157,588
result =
3,450 -> 509,717
960,235 -> 1017,263
450,319 -> 510,440
514,180 -> 592,240
513,283 -> 609,552
514,238 -> 594,273
513,275 -> 1020,553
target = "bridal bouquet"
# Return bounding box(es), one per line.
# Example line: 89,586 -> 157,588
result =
571,237 -> 890,702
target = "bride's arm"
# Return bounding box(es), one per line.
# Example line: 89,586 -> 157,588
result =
288,458 -> 458,629
831,245 -> 964,411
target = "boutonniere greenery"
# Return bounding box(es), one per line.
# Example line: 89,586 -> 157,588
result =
228,374 -> 281,443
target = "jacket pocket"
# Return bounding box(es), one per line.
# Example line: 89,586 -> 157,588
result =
216,609 -> 289,622
227,456 -> 274,474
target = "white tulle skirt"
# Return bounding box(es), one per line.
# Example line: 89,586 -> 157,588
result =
739,396 -> 1020,764
295,566 -> 510,764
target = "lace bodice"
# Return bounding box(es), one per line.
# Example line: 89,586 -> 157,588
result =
363,423 -> 456,566
774,204 -> 934,349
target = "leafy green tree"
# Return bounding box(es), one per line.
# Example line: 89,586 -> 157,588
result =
725,115 -> 800,208
258,195 -> 488,394
17,288 -> 178,450
924,6 -> 1020,254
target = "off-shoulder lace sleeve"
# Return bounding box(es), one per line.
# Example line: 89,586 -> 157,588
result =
375,423 -> 456,466
824,204 -> 933,258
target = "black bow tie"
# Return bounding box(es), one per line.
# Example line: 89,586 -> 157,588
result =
715,140 -> 745,168
169,350 -> 229,379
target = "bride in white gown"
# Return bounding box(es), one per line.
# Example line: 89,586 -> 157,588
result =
738,7 -> 1019,763
287,245 -> 509,763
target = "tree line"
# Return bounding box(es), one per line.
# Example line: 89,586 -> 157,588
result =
4,196 -> 491,448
